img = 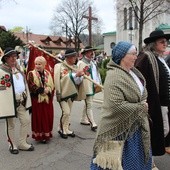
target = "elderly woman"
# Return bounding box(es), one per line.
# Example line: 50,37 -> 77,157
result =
90,41 -> 152,170
27,56 -> 54,143
135,29 -> 170,169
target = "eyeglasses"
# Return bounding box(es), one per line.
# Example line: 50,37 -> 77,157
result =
126,52 -> 137,56
157,40 -> 168,44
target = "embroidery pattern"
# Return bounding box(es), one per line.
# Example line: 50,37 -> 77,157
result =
83,66 -> 91,76
61,69 -> 69,77
0,74 -> 11,89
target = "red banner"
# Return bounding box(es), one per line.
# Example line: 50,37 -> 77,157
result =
26,46 -> 58,79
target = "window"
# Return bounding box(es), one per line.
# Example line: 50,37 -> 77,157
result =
124,8 -> 127,30
134,6 -> 138,29
129,7 -> 132,29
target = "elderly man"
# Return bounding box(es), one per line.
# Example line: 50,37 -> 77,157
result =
0,47 -> 34,154
77,46 -> 102,131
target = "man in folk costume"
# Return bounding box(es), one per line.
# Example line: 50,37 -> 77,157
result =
0,47 -> 34,154
54,49 -> 84,139
77,46 -> 102,131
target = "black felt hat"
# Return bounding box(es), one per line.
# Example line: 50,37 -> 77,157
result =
144,29 -> 170,44
1,47 -> 17,63
64,49 -> 77,57
81,46 -> 97,54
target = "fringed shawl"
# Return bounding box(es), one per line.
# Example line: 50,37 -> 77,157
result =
93,60 -> 151,169
30,69 -> 54,103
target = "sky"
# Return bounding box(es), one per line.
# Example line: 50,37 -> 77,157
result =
0,0 -> 116,35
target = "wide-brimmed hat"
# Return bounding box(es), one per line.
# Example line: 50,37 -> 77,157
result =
81,46 -> 97,54
1,47 -> 18,63
144,29 -> 170,44
64,49 -> 77,57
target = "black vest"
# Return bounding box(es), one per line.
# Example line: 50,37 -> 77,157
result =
157,58 -> 170,106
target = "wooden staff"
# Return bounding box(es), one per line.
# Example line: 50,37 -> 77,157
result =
28,43 -> 104,89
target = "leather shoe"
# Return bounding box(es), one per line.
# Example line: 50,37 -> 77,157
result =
91,126 -> 97,131
40,140 -> 47,144
19,144 -> 34,151
58,131 -> 68,139
67,132 -> 75,138
80,122 -> 90,126
9,146 -> 19,154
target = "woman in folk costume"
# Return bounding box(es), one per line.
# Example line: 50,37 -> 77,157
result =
54,49 -> 84,139
90,41 -> 152,170
0,47 -> 33,154
27,56 -> 54,143
135,29 -> 170,169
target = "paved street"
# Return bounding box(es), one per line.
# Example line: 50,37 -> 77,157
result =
0,92 -> 169,170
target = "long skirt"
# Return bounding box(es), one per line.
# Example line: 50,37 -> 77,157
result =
31,97 -> 54,141
90,129 -> 152,170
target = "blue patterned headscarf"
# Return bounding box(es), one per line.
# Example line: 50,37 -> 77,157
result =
112,41 -> 133,65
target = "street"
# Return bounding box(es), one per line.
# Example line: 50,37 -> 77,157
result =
0,93 -> 169,170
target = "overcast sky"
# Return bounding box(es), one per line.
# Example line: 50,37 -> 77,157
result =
0,0 -> 116,35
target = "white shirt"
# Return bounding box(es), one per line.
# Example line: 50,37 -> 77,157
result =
12,72 -> 25,94
129,70 -> 144,95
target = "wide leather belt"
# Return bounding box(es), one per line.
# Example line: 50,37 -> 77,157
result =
15,91 -> 27,107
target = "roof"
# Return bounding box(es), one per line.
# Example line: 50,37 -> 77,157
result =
156,24 -> 170,30
14,32 -> 84,49
0,26 -> 7,32
103,31 -> 116,36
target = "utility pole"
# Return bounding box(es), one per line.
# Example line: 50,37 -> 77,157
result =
83,6 -> 98,46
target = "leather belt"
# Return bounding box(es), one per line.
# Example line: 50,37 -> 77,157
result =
15,91 -> 27,107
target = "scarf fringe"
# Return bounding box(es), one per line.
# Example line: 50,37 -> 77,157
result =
38,94 -> 49,103
95,114 -> 141,147
93,140 -> 124,170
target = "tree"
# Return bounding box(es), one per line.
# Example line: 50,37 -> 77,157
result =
10,26 -> 24,33
118,0 -> 170,51
50,0 -> 100,51
0,30 -> 24,50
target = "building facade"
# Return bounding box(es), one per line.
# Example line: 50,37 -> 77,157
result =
116,0 -> 170,49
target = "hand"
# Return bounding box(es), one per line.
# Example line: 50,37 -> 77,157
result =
44,88 -> 49,94
142,100 -> 148,112
76,70 -> 84,77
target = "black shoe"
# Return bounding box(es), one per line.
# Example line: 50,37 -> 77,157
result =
91,126 -> 97,131
40,140 -> 47,144
9,146 -> 19,154
58,131 -> 68,139
67,132 -> 75,138
19,144 -> 34,151
80,122 -> 90,126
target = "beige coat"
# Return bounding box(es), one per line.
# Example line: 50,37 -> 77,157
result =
54,62 -> 82,101
0,64 -> 31,119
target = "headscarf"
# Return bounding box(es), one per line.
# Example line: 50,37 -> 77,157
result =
112,41 -> 133,64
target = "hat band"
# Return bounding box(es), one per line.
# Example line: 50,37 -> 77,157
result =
4,50 -> 16,56
65,52 -> 77,56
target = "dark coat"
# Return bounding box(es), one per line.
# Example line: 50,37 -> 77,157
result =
135,52 -> 170,156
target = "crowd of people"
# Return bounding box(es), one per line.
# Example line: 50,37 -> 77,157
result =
0,29 -> 170,170
0,45 -> 101,155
